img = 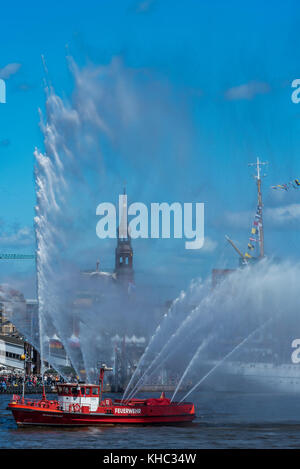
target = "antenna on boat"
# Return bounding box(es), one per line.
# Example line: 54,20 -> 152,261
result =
248,157 -> 268,258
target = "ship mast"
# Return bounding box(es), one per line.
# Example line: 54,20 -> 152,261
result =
248,157 -> 267,259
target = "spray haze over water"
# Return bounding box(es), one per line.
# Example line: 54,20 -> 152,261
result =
2,55 -> 299,397
28,55 -> 198,383
124,259 -> 300,400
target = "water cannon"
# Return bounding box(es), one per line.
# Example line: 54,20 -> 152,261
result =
101,364 -> 113,372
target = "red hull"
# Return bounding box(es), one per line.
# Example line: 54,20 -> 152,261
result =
8,397 -> 196,427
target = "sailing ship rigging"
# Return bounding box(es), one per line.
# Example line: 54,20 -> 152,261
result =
226,157 -> 268,265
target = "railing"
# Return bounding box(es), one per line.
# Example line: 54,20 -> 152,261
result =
10,395 -> 60,410
10,395 -> 92,413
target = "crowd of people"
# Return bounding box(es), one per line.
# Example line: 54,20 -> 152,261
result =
0,371 -> 60,393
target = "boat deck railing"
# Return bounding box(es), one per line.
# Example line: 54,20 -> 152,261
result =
10,395 -> 60,410
10,395 -> 93,413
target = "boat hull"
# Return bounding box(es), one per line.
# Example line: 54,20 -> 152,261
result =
8,402 -> 195,426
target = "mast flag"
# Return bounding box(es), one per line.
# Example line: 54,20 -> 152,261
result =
248,157 -> 268,259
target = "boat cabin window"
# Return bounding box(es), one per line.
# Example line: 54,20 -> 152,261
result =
71,387 -> 79,396
64,386 -> 71,395
85,388 -> 91,396
80,387 -> 85,396
92,387 -> 98,396
57,386 -> 63,394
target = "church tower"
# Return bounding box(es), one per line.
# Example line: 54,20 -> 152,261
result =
115,188 -> 134,285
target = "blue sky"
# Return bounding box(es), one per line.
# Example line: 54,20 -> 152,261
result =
1,0 -> 300,298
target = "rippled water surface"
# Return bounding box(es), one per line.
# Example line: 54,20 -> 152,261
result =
2,392 -> 300,448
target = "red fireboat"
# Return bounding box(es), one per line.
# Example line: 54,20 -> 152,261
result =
8,365 -> 196,426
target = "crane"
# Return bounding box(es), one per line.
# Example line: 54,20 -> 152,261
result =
0,254 -> 35,260
225,235 -> 245,259
225,235 -> 248,266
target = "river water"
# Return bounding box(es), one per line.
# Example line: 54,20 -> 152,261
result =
1,391 -> 300,449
